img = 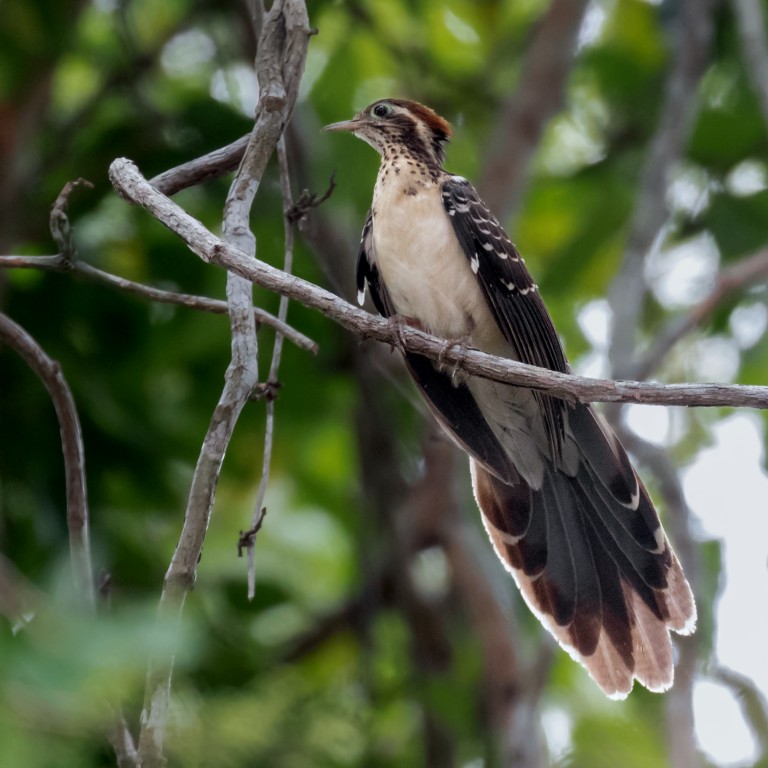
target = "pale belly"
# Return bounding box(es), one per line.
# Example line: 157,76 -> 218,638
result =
371,182 -> 504,352
370,176 -> 550,483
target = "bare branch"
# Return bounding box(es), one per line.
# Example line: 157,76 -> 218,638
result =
243,136 -> 296,599
0,254 -> 317,353
149,135 -> 250,197
634,247 -> 768,379
109,157 -> 768,410
478,0 -> 590,220
49,178 -> 94,261
0,312 -> 95,607
109,711 -> 139,768
608,0 -> 718,378
135,2 -> 311,764
712,665 -> 768,755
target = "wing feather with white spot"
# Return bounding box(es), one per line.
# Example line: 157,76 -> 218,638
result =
441,176 -> 567,458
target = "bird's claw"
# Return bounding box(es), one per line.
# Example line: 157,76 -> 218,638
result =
438,336 -> 471,383
387,314 -> 422,353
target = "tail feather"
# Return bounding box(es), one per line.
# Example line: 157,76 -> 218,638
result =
470,423 -> 696,698
532,478 -> 577,627
570,404 -> 664,548
575,468 -> 670,592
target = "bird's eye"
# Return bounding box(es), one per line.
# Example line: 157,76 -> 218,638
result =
372,103 -> 392,119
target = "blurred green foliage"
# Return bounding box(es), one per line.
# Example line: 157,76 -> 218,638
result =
1,0 -> 767,766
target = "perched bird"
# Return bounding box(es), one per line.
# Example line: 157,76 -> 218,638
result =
325,98 -> 696,698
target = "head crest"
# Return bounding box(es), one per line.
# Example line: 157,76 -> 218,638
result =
389,99 -> 452,141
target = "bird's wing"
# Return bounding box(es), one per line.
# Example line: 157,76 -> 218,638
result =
440,175 -> 568,460
438,177 -> 696,696
356,210 -> 519,485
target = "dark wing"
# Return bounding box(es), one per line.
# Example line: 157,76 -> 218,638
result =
440,175 -> 568,459
355,210 -> 517,484
356,210 -> 391,317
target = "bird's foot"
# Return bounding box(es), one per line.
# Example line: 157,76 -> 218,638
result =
387,314 -> 423,353
438,335 -> 472,384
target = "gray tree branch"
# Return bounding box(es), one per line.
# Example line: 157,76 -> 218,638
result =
134,1 -> 311,765
632,247 -> 768,380
0,253 -> 317,353
109,156 -> 768,411
0,313 -> 94,606
242,136 -> 296,599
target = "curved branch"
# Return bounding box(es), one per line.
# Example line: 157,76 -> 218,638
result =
0,313 -> 94,607
109,157 -> 768,410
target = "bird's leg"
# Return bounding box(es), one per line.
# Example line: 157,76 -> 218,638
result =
437,334 -> 473,384
386,313 -> 423,353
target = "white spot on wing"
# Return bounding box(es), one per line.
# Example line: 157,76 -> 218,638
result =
357,288 -> 366,305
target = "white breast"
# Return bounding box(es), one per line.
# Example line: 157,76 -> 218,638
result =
371,164 -> 498,347
370,162 -> 549,482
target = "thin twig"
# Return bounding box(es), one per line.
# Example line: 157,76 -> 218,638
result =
243,135 -> 295,599
617,427 -> 702,768
712,665 -> 768,755
0,254 -> 317,353
633,247 -> 768,380
109,157 -> 768,410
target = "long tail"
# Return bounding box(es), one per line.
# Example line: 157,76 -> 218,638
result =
471,404 -> 696,698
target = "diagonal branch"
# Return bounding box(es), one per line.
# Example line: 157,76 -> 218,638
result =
149,135 -> 250,197
632,247 -> 768,380
0,254 -> 317,353
109,157 -> 768,410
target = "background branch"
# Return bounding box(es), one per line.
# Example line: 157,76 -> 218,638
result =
242,135 -> 296,599
632,247 -> 768,380
478,0 -> 591,220
0,253 -> 317,353
608,0 -> 718,379
733,0 -> 768,128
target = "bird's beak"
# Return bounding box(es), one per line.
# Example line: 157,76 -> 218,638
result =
323,117 -> 365,133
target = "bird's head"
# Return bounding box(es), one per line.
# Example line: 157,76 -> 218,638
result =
324,99 -> 452,167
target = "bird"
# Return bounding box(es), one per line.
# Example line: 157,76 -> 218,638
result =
324,98 -> 696,698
